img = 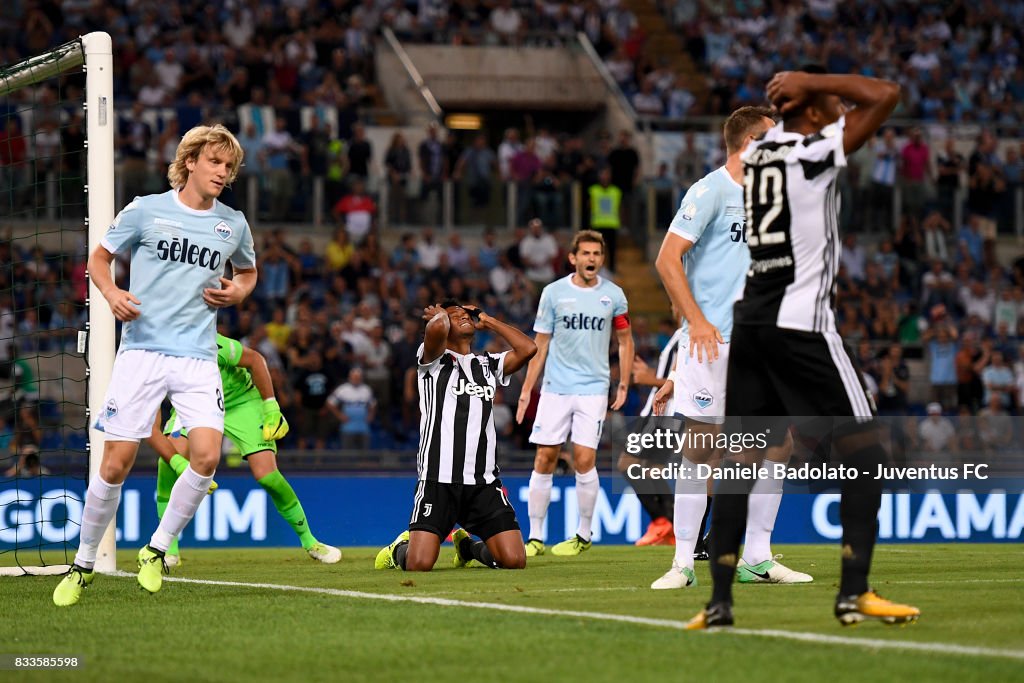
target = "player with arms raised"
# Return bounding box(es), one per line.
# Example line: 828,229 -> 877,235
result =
686,68 -> 920,628
54,125 -> 257,606
517,230 -> 634,557
650,107 -> 812,589
148,334 -> 341,566
376,299 -> 536,572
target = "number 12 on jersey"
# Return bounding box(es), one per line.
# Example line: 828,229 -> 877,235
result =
744,165 -> 788,248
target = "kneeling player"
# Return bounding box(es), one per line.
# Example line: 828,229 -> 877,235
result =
376,300 -> 536,571
148,334 -> 341,565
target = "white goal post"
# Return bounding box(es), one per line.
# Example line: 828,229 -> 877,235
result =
0,32 -> 115,577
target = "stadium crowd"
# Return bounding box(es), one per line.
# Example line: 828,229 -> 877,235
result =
1,1 -> 1024,460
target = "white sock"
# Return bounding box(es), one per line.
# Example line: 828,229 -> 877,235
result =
574,468 -> 600,542
149,466 -> 213,552
742,470 -> 784,565
527,471 -> 553,542
74,476 -> 122,570
672,458 -> 708,570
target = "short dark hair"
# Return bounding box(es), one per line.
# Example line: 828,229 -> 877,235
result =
723,106 -> 775,154
441,297 -> 461,309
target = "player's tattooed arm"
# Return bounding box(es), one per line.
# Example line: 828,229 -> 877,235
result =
421,303 -> 450,364
516,333 -> 551,424
468,306 -> 537,375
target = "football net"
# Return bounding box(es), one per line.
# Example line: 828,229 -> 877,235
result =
0,33 -> 115,576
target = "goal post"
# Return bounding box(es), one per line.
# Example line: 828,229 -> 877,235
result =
83,31 -> 116,575
0,32 -> 115,577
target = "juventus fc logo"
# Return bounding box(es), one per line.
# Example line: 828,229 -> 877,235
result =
423,503 -> 433,517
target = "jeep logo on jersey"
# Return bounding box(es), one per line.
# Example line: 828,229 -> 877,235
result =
155,237 -> 223,270
451,377 -> 495,401
692,388 -> 713,410
561,313 -> 606,331
105,399 -> 118,418
214,221 -> 232,240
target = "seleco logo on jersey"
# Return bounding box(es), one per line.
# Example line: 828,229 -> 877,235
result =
451,378 -> 495,401
155,237 -> 223,270
562,313 -> 606,330
214,221 -> 232,241
692,388 -> 713,410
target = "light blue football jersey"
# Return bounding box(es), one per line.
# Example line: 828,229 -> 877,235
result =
101,190 -> 256,361
533,275 -> 629,395
667,166 -> 749,343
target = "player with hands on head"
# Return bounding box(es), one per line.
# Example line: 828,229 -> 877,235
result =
376,298 -> 536,572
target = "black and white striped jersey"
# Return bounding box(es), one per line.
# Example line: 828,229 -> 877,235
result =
734,115 -> 847,332
415,343 -> 511,484
640,328 -> 682,417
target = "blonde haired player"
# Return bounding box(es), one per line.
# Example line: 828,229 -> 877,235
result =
54,124 -> 257,606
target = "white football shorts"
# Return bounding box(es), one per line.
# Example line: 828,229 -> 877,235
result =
529,391 -> 608,450
94,349 -> 224,440
672,340 -> 729,424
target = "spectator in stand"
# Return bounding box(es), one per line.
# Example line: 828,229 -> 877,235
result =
921,210 -> 951,264
262,116 -> 306,221
977,394 -> 1013,452
967,161 -> 1005,268
923,321 -> 959,409
869,128 -> 899,231
446,233 -> 471,273
416,227 -> 443,272
840,233 -> 867,283
118,102 -> 152,202
511,138 -> 543,226
490,0 -> 524,44
384,132 -> 412,225
876,343 -> 910,416
981,349 -> 1016,411
332,177 -> 377,245
455,134 -> 498,210
519,218 -> 559,288
918,402 -> 957,455
935,137 -> 964,220
418,122 -> 445,224
588,167 -> 622,272
608,130 -> 641,233
326,367 -> 376,450
498,128 -> 523,183
900,128 -> 932,226
326,227 -> 355,272
347,122 -> 372,181
632,80 -> 664,116
289,326 -> 333,450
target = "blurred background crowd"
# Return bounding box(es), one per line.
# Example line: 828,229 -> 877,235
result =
2,0 -> 1024,464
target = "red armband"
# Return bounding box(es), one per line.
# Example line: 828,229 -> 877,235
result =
613,313 -> 631,330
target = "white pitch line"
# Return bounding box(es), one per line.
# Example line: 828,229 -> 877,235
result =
109,571 -> 1024,662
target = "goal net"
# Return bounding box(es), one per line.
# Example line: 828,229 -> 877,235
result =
0,33 -> 114,576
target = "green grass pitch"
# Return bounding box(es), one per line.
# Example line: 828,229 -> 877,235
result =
2,544 -> 1022,682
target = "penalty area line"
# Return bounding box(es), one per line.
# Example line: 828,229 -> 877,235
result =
109,571 -> 1023,661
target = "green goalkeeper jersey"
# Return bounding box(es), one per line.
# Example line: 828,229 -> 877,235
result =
217,334 -> 256,406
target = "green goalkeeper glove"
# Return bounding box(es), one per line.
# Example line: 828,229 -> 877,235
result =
261,398 -> 290,441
